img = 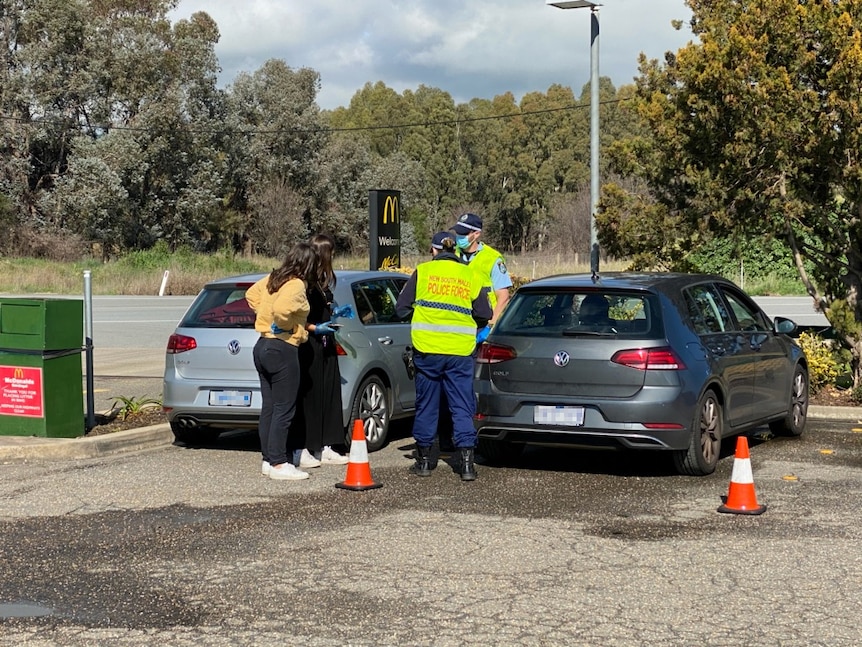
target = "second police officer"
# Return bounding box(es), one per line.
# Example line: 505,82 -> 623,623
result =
395,232 -> 492,481
450,212 -> 512,326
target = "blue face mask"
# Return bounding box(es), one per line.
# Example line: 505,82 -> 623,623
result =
455,235 -> 471,249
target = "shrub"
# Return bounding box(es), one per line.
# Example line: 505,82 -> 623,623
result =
795,331 -> 839,393
111,395 -> 162,420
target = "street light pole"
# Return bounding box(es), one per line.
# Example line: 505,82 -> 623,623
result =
547,0 -> 601,275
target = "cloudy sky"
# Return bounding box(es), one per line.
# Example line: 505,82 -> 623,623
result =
170,1 -> 694,111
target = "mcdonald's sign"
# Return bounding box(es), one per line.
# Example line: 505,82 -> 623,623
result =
0,364 -> 44,418
368,189 -> 401,271
383,195 -> 399,224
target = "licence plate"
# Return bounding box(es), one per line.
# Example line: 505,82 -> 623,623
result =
534,405 -> 585,426
208,390 -> 252,407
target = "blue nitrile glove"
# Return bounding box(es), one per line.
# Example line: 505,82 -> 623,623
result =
331,304 -> 355,320
476,325 -> 491,344
270,322 -> 285,334
313,321 -> 337,335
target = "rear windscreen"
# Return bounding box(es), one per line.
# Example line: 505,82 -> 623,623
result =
495,290 -> 663,338
181,287 -> 256,328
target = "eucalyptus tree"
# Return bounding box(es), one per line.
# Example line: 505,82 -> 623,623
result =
3,0 -> 225,254
224,58 -> 327,256
328,81 -> 406,158
457,92 -> 519,251
601,0 -> 862,385
398,85 -> 470,228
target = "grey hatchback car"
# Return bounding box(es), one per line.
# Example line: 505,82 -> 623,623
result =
163,270 -> 415,451
474,273 -> 809,475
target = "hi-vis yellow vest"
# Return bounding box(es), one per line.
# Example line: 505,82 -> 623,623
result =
465,244 -> 504,311
412,260 -> 484,355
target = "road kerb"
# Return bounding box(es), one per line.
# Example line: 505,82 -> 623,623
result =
0,424 -> 173,463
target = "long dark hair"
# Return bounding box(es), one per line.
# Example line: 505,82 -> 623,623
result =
310,233 -> 336,290
267,242 -> 317,294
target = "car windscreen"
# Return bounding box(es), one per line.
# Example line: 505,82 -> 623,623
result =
180,286 -> 256,328
494,289 -> 663,339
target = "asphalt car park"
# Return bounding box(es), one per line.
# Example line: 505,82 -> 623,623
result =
1,417 -> 861,645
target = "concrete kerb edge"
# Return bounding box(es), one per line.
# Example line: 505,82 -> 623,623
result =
0,424 -> 173,463
807,405 -> 861,422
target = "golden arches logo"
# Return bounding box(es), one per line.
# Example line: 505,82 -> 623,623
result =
383,195 -> 399,224
13,367 -> 24,379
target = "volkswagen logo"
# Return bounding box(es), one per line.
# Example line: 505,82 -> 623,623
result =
554,351 -> 570,367
228,340 -> 241,355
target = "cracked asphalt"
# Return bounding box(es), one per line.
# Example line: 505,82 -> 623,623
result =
1,418 -> 862,646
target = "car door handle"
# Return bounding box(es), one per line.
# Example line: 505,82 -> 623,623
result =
378,336 -> 393,345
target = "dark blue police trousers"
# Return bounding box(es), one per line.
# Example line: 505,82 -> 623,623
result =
411,351 -> 476,449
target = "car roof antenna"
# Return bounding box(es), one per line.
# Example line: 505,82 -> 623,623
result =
591,270 -> 600,283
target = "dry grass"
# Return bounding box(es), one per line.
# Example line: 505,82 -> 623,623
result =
0,251 -> 794,296
0,255 -> 272,296
2,251 -> 620,295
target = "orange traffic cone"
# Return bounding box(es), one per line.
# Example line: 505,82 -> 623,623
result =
717,436 -> 766,515
335,419 -> 383,491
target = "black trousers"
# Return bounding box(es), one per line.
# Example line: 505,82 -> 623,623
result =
253,338 -> 300,466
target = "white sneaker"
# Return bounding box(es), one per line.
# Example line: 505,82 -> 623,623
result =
269,463 -> 309,480
320,446 -> 349,465
261,460 -> 271,476
298,448 -> 322,469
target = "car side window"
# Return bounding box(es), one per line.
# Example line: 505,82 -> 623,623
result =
352,279 -> 406,326
684,285 -> 731,334
721,288 -> 770,332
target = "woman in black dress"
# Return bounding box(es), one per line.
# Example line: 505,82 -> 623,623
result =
294,234 -> 349,468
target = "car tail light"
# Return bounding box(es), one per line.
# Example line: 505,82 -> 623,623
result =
476,343 -> 517,364
167,333 -> 197,354
643,422 -> 685,429
611,347 -> 684,370
335,342 -> 347,356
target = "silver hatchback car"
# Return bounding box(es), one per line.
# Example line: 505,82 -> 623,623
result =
163,270 -> 415,450
474,272 -> 809,476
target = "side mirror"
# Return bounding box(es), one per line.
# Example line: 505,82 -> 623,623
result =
773,316 -> 797,335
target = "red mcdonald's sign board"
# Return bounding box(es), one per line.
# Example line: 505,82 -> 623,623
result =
0,364 -> 45,418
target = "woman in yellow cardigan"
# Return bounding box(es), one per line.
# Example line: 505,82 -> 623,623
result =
246,242 -> 317,480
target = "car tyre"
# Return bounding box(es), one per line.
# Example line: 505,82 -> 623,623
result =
477,438 -> 524,464
769,364 -> 808,437
673,390 -> 722,476
170,421 -> 221,446
347,375 -> 390,452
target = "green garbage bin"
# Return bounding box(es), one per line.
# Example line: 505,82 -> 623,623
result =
0,298 -> 84,438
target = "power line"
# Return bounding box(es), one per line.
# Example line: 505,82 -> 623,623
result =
0,97 -> 625,136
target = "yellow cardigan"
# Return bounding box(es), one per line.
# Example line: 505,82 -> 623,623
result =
245,275 -> 310,347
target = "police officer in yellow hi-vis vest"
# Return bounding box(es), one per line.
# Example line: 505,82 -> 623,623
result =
450,212 -> 512,325
396,233 -> 492,481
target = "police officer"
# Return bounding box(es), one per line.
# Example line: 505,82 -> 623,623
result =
450,212 -> 512,325
395,233 -> 492,481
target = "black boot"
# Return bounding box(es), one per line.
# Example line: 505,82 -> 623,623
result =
410,445 -> 435,477
458,448 -> 477,481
